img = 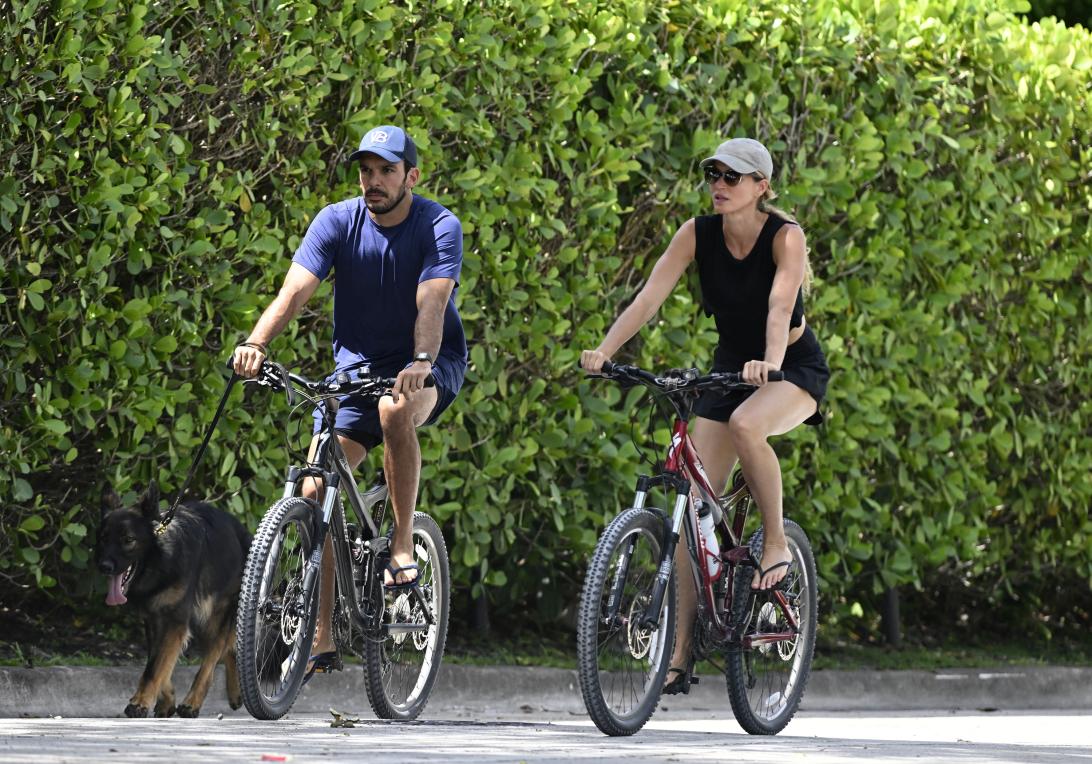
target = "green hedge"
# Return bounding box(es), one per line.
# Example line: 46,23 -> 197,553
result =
2,0 -> 1089,636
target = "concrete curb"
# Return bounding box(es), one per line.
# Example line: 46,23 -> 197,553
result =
2,664 -> 1090,719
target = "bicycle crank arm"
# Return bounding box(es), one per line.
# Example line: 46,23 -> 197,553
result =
384,623 -> 429,635
742,631 -> 797,648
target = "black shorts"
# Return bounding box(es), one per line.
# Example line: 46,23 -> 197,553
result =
311,360 -> 463,450
693,326 -> 829,426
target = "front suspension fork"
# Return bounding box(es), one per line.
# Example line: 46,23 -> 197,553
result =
640,488 -> 690,629
297,471 -> 340,617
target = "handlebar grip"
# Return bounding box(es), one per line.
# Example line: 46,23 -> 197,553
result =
376,374 -> 435,390
601,361 -> 615,374
768,370 -> 785,382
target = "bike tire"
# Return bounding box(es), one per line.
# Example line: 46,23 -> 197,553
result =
725,518 -> 817,735
363,511 -> 450,720
576,507 -> 676,736
236,497 -> 319,720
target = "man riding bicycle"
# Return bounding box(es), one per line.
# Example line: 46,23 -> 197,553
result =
232,125 -> 465,679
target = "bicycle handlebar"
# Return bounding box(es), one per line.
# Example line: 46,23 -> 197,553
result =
233,357 -> 433,405
595,361 -> 783,393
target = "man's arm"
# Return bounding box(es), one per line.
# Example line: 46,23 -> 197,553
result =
232,263 -> 321,377
391,277 -> 455,401
413,277 -> 455,360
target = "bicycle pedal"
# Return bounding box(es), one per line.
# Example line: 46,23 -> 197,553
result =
689,676 -> 699,685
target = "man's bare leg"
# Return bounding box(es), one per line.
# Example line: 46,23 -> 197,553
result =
301,434 -> 368,657
378,388 -> 438,585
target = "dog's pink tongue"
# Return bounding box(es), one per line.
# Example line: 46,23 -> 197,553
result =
106,574 -> 127,606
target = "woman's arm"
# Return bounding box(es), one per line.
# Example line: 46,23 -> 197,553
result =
581,219 -> 697,372
762,224 -> 808,370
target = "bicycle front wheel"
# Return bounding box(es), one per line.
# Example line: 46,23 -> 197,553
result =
236,497 -> 319,720
576,507 -> 676,736
726,518 -> 818,735
363,511 -> 450,720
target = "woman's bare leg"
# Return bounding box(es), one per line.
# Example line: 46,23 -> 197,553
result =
727,382 -> 817,590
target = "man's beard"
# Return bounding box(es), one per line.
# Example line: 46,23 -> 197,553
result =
365,183 -> 409,215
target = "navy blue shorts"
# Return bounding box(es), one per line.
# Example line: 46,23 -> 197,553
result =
311,361 -> 463,451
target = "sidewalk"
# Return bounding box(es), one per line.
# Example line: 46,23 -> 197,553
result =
2,663 -> 1090,718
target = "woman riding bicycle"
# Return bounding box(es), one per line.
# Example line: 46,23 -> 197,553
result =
579,137 -> 829,694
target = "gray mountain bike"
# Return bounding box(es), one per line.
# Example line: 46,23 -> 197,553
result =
235,360 -> 450,720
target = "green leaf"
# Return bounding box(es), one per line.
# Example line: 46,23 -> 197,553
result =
12,478 -> 33,501
19,515 -> 46,533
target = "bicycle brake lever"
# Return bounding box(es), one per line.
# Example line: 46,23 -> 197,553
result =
278,363 -> 294,407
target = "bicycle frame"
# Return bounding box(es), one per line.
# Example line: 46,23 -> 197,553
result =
277,386 -> 432,640
631,416 -> 800,646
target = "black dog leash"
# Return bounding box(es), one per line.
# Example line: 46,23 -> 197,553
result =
156,368 -> 240,536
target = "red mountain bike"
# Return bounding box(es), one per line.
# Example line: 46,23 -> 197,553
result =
576,363 -> 817,736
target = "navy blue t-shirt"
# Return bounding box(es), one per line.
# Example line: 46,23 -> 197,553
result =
292,195 -> 466,391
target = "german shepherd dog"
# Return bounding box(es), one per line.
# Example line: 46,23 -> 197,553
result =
95,482 -> 251,718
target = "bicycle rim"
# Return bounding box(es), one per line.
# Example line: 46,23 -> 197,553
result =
727,521 -> 817,734
364,512 -> 450,720
237,498 -> 317,719
577,508 -> 675,736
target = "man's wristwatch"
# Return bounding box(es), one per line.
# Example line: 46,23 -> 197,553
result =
412,352 -> 433,365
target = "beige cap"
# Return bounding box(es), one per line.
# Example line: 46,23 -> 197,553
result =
700,138 -> 773,179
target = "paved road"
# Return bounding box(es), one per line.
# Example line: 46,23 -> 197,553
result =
2,710 -> 1090,763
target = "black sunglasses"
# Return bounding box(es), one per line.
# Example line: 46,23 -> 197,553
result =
703,167 -> 762,186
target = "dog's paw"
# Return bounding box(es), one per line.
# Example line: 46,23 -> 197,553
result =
154,703 -> 176,718
176,704 -> 200,718
124,703 -> 149,718
229,697 -> 243,711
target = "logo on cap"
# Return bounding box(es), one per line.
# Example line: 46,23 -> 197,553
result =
368,130 -> 390,144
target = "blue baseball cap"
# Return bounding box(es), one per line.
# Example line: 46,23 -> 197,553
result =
348,126 -> 418,167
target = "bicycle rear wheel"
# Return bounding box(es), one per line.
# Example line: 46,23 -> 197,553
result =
576,507 -> 676,736
363,511 -> 450,720
726,518 -> 817,735
236,497 -> 319,720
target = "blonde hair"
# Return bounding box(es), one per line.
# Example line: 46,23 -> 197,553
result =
758,185 -> 812,295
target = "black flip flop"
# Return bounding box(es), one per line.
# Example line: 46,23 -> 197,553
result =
751,560 -> 794,592
663,666 -> 698,695
384,563 -> 420,591
301,650 -> 341,687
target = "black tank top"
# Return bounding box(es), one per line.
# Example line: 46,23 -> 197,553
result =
693,213 -> 805,362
